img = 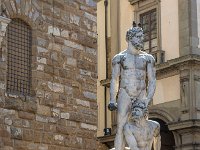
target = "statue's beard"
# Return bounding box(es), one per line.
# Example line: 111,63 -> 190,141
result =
131,41 -> 144,51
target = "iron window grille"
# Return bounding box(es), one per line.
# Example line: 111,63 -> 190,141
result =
6,18 -> 32,96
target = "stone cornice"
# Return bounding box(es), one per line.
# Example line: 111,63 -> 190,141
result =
100,54 -> 200,86
168,119 -> 200,131
129,0 -> 141,5
97,135 -> 115,148
156,54 -> 200,79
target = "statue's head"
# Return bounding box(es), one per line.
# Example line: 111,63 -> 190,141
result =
131,99 -> 148,120
126,21 -> 144,51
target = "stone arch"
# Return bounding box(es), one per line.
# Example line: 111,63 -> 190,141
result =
1,0 -> 46,30
1,0 -> 47,97
149,108 -> 176,123
149,108 -> 177,150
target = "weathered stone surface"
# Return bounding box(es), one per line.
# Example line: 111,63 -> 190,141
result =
80,123 -> 97,131
76,99 -> 90,107
10,127 -> 22,140
48,82 -> 64,93
18,111 -> 35,120
64,40 -> 84,51
83,91 -> 97,100
0,0 -> 98,150
60,112 -> 70,120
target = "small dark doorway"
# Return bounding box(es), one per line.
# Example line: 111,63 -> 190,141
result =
151,118 -> 175,150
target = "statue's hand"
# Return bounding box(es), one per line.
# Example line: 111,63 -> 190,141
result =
142,98 -> 152,107
108,102 -> 117,111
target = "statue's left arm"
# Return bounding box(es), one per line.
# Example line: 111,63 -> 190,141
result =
146,55 -> 156,106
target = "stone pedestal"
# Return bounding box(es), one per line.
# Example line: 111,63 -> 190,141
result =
0,16 -> 11,48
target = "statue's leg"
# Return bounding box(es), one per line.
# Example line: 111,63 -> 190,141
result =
124,124 -> 139,150
114,88 -> 131,150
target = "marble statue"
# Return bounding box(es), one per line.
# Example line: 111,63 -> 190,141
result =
108,22 -> 157,150
124,100 -> 161,150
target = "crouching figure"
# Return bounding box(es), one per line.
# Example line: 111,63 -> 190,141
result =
124,100 -> 161,150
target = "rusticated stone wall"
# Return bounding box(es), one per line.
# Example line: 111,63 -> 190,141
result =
0,0 -> 107,149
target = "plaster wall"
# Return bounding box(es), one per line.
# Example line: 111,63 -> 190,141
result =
197,0 -> 200,48
153,75 -> 180,105
97,1 -> 106,136
160,0 -> 179,60
119,0 -> 134,51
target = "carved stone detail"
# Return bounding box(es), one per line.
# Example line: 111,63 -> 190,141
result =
0,16 -> 10,48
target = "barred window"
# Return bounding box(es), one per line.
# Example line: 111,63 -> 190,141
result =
6,18 -> 32,96
140,9 -> 157,53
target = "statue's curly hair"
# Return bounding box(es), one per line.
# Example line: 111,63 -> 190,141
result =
126,26 -> 143,42
131,99 -> 149,119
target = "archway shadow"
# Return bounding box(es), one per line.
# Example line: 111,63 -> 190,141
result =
151,118 -> 175,150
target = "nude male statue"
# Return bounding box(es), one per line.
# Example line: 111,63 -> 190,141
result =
108,22 -> 156,150
124,100 -> 161,150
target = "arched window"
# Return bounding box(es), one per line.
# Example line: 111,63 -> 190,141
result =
6,18 -> 32,96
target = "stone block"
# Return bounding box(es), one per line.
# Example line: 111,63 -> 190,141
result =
67,57 -> 77,67
80,123 -> 97,131
5,118 -> 12,125
4,98 -> 23,111
24,101 -> 37,113
37,37 -> 47,47
64,40 -> 84,51
37,57 -> 47,64
83,91 -> 97,100
42,132 -> 53,144
52,108 -> 60,118
34,122 -> 44,131
37,105 -> 51,116
48,82 -> 64,93
76,99 -> 90,107
34,131 -> 42,143
48,43 -> 61,51
84,12 -> 97,22
37,46 -> 48,53
86,47 -> 96,56
56,126 -> 76,135
38,144 -> 48,150
18,111 -> 35,120
70,14 -> 80,25
37,64 -> 44,71
48,26 -> 60,36
60,112 -> 70,120
36,115 -> 48,123
61,30 -> 69,38
62,46 -> 73,56
23,129 -> 33,141
86,0 -> 96,7
10,127 -> 22,140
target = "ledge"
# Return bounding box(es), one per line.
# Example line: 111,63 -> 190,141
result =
100,54 -> 200,87
97,135 -> 115,148
129,0 -> 141,5
168,119 -> 200,131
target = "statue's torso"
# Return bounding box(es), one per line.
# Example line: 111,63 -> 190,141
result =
128,120 -> 158,149
119,53 -> 150,98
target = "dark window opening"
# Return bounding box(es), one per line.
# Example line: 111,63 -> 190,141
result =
6,18 -> 32,96
140,9 -> 157,53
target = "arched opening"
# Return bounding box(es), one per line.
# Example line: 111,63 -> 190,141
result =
151,118 -> 175,150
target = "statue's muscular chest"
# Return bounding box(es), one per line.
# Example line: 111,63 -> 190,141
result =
131,125 -> 154,142
120,53 -> 147,70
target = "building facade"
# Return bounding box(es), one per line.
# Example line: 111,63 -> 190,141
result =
96,0 -> 200,149
0,0 -> 106,150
